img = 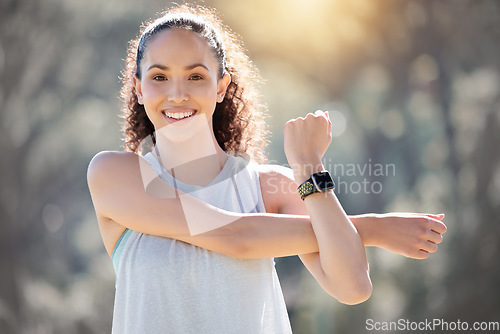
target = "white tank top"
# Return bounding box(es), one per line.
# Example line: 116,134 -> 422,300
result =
111,152 -> 292,334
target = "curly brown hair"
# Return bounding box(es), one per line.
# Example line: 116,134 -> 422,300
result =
119,4 -> 269,163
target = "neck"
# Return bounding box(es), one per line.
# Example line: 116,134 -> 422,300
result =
152,125 -> 228,186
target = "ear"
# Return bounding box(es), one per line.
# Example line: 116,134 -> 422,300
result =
133,76 -> 144,105
216,72 -> 231,103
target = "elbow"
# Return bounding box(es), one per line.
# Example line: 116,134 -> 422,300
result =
220,221 -> 252,259
340,281 -> 372,305
226,240 -> 250,259
327,277 -> 373,305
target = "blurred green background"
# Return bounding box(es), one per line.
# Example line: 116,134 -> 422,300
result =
1,0 -> 499,333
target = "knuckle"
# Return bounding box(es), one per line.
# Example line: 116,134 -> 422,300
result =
284,119 -> 296,128
414,228 -> 426,241
307,113 -> 320,121
404,246 -> 415,258
419,223 -> 429,235
426,218 -> 437,230
424,228 -> 434,238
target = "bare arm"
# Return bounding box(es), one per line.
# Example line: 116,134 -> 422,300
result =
269,111 -> 447,304
261,164 -> 447,304
87,150 -> 323,258
280,111 -> 371,305
259,164 -> 447,256
88,150 -> 447,260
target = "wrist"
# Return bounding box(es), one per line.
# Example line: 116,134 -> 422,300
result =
351,213 -> 381,247
290,160 -> 325,184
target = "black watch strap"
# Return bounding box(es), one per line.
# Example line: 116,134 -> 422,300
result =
298,171 -> 335,200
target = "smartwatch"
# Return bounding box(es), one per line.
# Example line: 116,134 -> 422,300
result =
298,171 -> 335,200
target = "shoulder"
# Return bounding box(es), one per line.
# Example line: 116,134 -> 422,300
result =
87,150 -> 145,188
256,163 -> 295,190
256,163 -> 303,214
88,150 -> 138,171
256,163 -> 294,178
86,151 -> 140,256
86,150 -> 160,218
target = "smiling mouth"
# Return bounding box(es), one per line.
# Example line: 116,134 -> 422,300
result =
162,110 -> 197,121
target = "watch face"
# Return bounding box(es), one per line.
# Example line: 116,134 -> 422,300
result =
312,171 -> 335,190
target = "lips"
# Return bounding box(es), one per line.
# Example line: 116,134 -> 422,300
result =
161,109 -> 197,122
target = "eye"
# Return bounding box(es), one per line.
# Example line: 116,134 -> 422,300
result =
189,74 -> 204,81
153,75 -> 167,81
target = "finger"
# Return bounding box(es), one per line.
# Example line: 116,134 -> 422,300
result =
414,249 -> 430,259
408,212 -> 445,219
427,218 -> 447,234
421,240 -> 439,253
425,213 -> 445,220
427,230 -> 444,244
314,110 -> 330,122
323,110 -> 331,122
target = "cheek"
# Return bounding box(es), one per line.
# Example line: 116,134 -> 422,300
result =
193,83 -> 218,100
142,83 -> 163,100
140,84 -> 163,120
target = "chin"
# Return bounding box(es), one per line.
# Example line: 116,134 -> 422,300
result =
160,129 -> 198,143
155,113 -> 210,143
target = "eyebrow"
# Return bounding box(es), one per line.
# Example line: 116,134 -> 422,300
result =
147,63 -> 210,72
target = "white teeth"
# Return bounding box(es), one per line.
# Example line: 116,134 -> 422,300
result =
164,111 -> 195,120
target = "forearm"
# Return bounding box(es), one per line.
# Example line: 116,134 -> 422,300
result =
235,213 -> 381,257
183,213 -> 319,258
173,206 -> 444,262
191,211 -> 384,258
281,111 -> 371,301
120,196 -> 321,258
348,214 -> 379,247
293,162 -> 372,303
236,212 -> 382,256
137,186 -> 376,258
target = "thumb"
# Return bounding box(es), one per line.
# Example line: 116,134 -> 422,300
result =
427,213 -> 445,220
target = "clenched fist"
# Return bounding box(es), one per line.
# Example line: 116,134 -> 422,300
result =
284,110 -> 332,182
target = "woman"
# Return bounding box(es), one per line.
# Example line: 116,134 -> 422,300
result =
87,5 -> 446,333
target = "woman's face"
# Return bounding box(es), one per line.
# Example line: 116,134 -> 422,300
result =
134,28 -> 230,142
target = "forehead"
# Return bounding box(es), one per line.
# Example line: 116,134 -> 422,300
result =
142,28 -> 217,69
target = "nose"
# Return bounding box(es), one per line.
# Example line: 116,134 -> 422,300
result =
167,80 -> 189,103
